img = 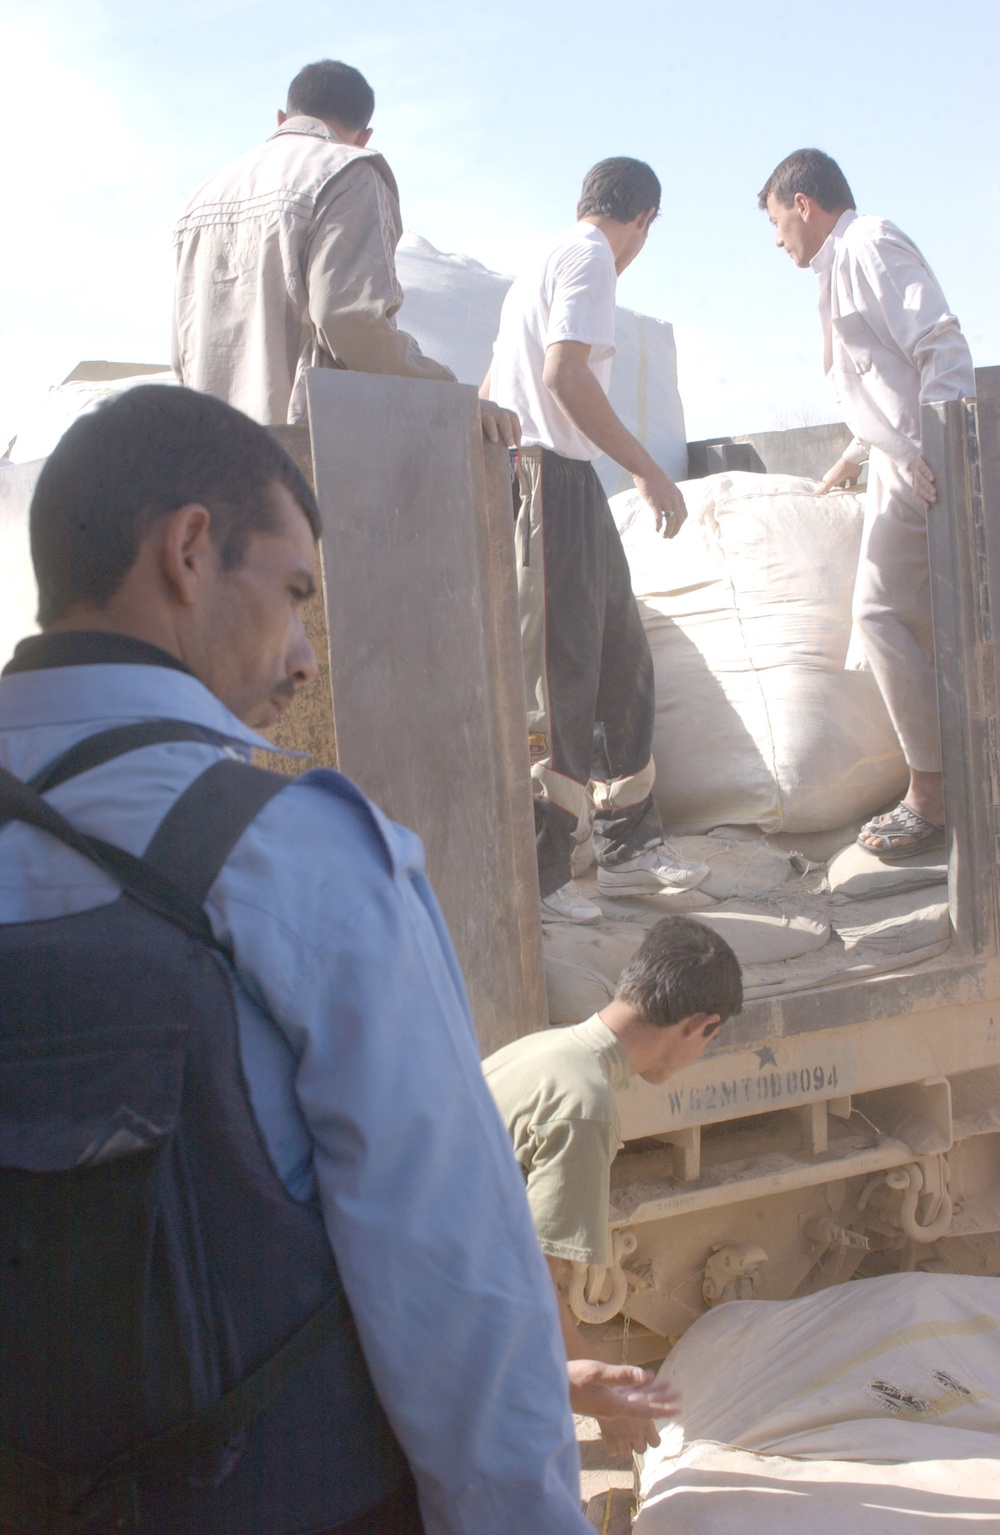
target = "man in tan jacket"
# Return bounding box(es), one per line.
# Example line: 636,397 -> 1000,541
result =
173,59 -> 515,444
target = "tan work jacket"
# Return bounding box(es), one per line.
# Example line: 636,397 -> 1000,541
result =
172,116 -> 453,425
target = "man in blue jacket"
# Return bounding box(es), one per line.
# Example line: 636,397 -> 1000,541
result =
0,384 -> 673,1534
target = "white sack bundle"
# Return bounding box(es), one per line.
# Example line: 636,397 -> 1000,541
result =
613,471 -> 908,835
0,460 -> 43,667
692,900 -> 830,963
7,372 -> 178,465
635,1272 -> 1000,1534
542,921 -> 645,1025
2,374 -> 184,668
395,234 -> 687,492
828,840 -> 948,901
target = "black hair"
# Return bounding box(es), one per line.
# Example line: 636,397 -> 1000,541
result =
577,157 -> 661,224
758,149 -> 855,213
30,385 -> 321,626
615,914 -> 743,1029
286,59 -> 374,129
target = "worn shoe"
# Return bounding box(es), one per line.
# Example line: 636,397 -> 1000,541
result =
541,880 -> 602,924
858,802 -> 945,861
597,843 -> 710,896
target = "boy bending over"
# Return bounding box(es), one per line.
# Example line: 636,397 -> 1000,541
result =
484,915 -> 743,1453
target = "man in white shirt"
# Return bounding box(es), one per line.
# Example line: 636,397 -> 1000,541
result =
759,148 -> 975,859
483,159 -> 709,923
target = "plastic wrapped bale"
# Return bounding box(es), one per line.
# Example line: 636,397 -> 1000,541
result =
635,1273 -> 1000,1534
0,461 -> 42,667
394,233 -> 687,493
2,373 -> 182,667
613,472 -> 908,835
6,372 -> 179,465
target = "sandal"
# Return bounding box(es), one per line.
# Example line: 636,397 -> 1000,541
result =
857,802 -> 945,862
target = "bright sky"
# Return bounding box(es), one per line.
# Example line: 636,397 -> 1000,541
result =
2,0 -> 997,452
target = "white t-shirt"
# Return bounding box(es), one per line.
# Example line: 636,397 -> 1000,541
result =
490,222 -> 617,461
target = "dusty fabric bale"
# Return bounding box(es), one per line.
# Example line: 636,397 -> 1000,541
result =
691,901 -> 830,964
635,1274 -> 1000,1535
542,923 -> 647,1025
543,923 -> 647,984
544,956 -> 616,1026
764,820 -> 864,865
830,888 -> 950,954
679,834 -> 799,900
613,472 -> 907,836
827,841 -> 947,901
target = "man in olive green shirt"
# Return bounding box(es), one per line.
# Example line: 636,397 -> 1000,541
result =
485,915 -> 743,1453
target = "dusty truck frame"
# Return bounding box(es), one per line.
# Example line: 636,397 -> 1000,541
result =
5,361 -> 997,1361
565,372 -> 1000,1359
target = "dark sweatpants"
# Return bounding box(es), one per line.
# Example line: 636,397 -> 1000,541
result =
514,446 -> 663,898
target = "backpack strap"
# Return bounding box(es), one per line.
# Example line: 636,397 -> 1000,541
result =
0,766 -> 220,950
142,757 -> 290,906
0,722 -> 291,952
26,720 -> 239,795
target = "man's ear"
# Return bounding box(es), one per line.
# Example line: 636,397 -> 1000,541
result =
636,206 -> 658,233
276,108 -> 288,127
793,191 -> 814,221
683,1011 -> 721,1038
159,503 -> 214,607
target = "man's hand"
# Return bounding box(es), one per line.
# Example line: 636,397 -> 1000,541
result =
817,455 -> 864,494
567,1358 -> 681,1423
633,465 -> 687,539
901,452 -> 936,508
596,1413 -> 663,1457
541,342 -> 685,534
479,398 -> 521,448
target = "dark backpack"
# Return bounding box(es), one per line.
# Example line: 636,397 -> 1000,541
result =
0,723 -> 404,1535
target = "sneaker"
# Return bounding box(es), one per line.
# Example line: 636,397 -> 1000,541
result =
597,844 -> 710,896
541,880 -> 602,924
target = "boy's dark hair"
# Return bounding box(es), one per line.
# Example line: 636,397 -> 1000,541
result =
615,914 -> 742,1028
286,59 -> 375,129
30,385 -> 321,626
757,149 -> 855,213
577,157 -> 661,224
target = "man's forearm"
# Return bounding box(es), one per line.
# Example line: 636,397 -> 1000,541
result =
319,309 -> 455,381
307,163 -> 454,383
543,357 -> 655,477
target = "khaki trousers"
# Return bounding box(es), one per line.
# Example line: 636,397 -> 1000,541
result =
849,446 -> 942,774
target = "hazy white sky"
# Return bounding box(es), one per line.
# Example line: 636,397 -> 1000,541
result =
2,0 -> 997,451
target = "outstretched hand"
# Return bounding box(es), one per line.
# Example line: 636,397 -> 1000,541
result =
816,455 -> 864,494
567,1358 -> 681,1423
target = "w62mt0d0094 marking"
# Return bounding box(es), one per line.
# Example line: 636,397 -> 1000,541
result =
666,1063 -> 840,1118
